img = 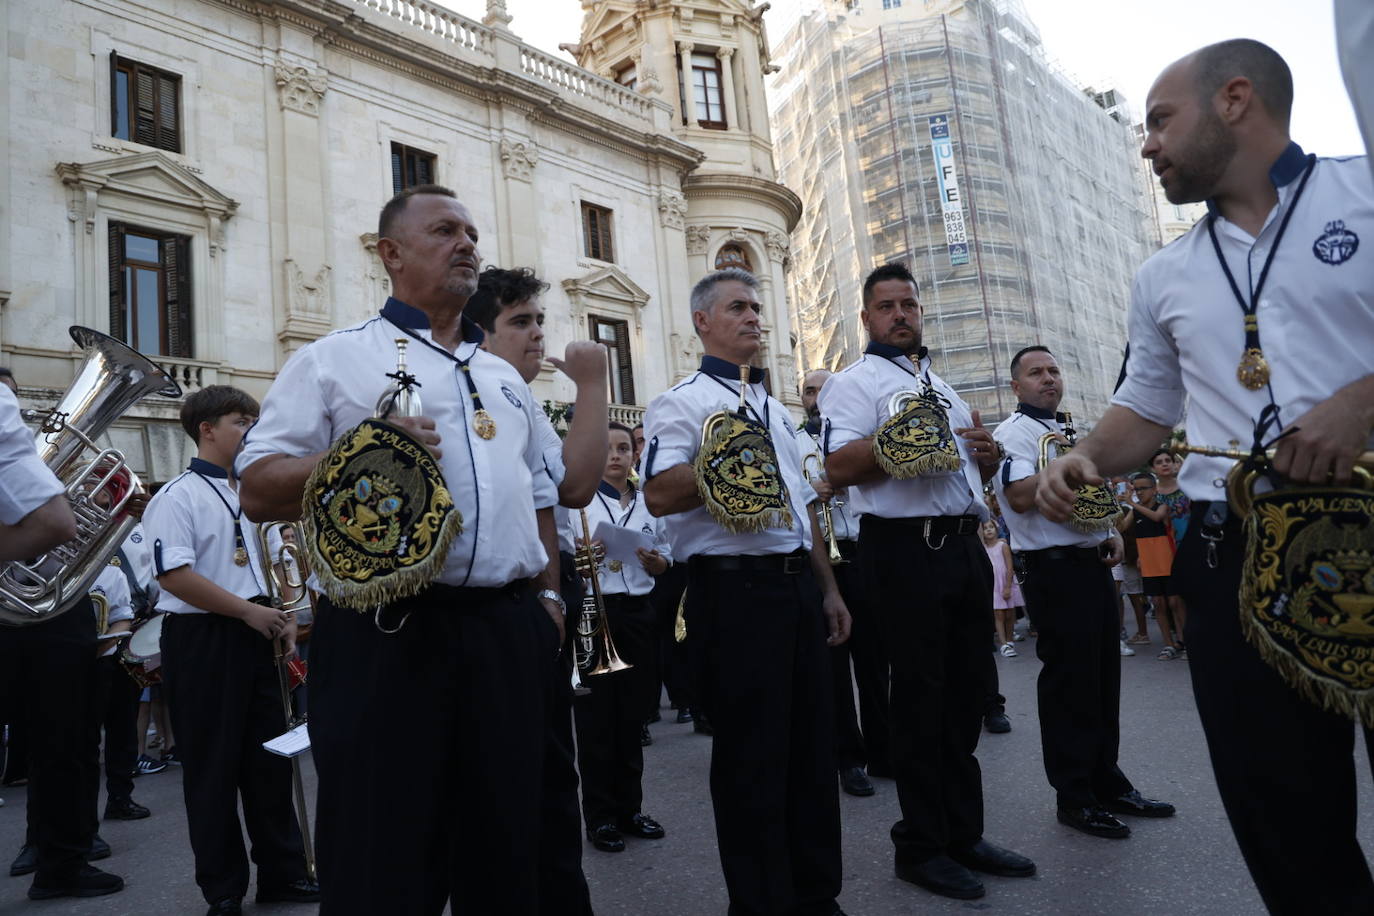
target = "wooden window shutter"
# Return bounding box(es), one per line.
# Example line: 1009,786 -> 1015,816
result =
161,235 -> 192,358
109,52 -> 119,135
155,72 -> 179,152
134,69 -> 157,146
615,321 -> 635,404
108,224 -> 126,344
599,211 -> 614,262
391,146 -> 403,196
416,152 -> 432,185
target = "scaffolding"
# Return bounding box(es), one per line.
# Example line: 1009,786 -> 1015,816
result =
770,0 -> 1157,424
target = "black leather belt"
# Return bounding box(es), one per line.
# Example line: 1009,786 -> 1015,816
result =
1022,546 -> 1102,564
690,550 -> 809,576
870,514 -> 981,537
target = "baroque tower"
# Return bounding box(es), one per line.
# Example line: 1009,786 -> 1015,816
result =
571,0 -> 805,405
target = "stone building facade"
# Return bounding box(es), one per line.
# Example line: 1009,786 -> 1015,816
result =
0,0 -> 803,484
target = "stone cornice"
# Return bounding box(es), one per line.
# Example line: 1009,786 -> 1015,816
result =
682,172 -> 804,232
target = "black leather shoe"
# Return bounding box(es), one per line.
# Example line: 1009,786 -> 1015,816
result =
1057,805 -> 1131,838
618,813 -> 665,839
104,797 -> 151,820
1104,790 -> 1176,818
10,844 -> 37,877
894,854 -> 985,900
950,839 -> 1036,877
88,834 -> 111,861
647,709 -> 662,723
206,898 -> 242,915
692,710 -> 713,736
27,864 -> 124,899
640,723 -> 653,747
839,766 -> 875,797
256,878 -> 320,903
983,712 -> 1011,733
587,824 -> 625,852
675,708 -> 693,724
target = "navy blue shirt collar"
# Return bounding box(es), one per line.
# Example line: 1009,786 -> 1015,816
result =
1015,402 -> 1066,423
865,341 -> 928,363
381,296 -> 485,345
699,355 -> 766,384
1205,141 -> 1308,216
189,457 -> 229,479
597,480 -> 628,500
803,417 -> 822,437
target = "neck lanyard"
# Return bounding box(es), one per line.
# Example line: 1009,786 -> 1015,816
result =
595,488 -> 637,525
392,323 -> 497,440
191,471 -> 253,573
1205,154 -> 1316,395
703,373 -> 771,430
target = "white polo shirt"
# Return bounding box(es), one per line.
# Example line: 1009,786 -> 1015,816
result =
533,410 -> 578,557
1114,144 -> 1374,501
819,343 -> 988,521
145,458 -> 269,614
801,422 -> 859,542
236,298 -> 559,589
993,405 -> 1111,551
114,524 -> 159,615
92,563 -> 134,656
0,385 -> 63,526
567,481 -> 670,597
643,356 -> 816,560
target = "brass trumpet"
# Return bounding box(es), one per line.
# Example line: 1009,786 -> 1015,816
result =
1168,441 -> 1374,516
802,453 -> 844,565
256,522 -> 317,884
573,510 -> 632,678
1038,412 -> 1120,533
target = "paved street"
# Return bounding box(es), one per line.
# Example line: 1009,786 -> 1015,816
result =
3,618 -> 1373,915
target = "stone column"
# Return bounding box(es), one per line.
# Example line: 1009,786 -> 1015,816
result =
716,47 -> 737,130
272,61 -> 332,355
678,42 -> 697,126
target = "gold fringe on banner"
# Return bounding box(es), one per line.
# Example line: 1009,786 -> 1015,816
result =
301,418 -> 463,612
694,411 -> 793,535
873,393 -> 962,480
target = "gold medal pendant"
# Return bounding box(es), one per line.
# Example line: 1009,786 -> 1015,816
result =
234,546 -> 249,567
608,559 -> 623,573
472,409 -> 497,440
1237,347 -> 1270,391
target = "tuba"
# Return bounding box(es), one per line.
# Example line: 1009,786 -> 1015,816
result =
1037,412 -> 1120,533
1,327 -> 181,626
573,509 -> 632,678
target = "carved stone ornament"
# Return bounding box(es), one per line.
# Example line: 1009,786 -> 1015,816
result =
671,330 -> 702,374
657,190 -> 688,230
685,225 -> 711,255
766,230 -> 791,263
285,259 -> 332,318
726,226 -> 751,243
500,137 -> 539,182
274,63 -> 328,116
482,0 -> 513,29
360,232 -> 390,294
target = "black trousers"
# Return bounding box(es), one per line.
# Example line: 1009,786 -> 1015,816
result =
1020,550 -> 1134,808
573,593 -> 657,829
542,554 -> 592,916
830,539 -> 891,773
685,556 -> 841,916
1174,503 -> 1374,915
92,654 -> 140,804
310,586 -> 549,916
161,613 -> 307,904
859,517 -> 988,861
0,599 -> 99,883
650,563 -> 692,711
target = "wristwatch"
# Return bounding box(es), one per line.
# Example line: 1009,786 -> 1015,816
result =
537,588 -> 567,615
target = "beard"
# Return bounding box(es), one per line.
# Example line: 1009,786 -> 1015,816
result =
1162,108 -> 1237,204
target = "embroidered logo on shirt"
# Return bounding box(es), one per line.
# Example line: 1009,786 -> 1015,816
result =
501,385 -> 522,408
642,523 -> 654,536
1313,220 -> 1359,265
130,532 -> 143,543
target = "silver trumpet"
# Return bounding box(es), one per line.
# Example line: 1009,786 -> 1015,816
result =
256,522 -> 318,884
1,327 -> 181,626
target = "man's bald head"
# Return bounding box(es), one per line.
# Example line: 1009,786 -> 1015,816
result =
800,368 -> 832,422
1188,39 -> 1293,129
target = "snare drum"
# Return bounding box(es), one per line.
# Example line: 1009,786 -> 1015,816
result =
118,612 -> 165,688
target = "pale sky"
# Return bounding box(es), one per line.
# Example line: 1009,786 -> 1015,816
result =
440,0 -> 1365,157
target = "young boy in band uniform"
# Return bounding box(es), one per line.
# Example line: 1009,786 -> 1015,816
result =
143,386 -> 317,916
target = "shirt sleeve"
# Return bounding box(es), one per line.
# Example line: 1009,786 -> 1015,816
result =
0,387 -> 64,526
534,410 -> 567,491
1111,273 -> 1187,427
235,343 -> 332,476
523,388 -> 559,511
93,565 -> 134,625
642,388 -> 698,481
651,515 -> 672,564
816,369 -> 874,453
144,486 -> 198,577
994,421 -> 1038,486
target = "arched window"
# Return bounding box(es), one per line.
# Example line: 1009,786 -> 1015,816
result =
714,243 -> 753,272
